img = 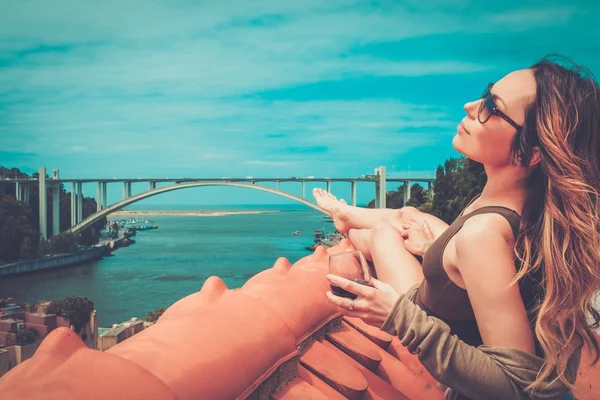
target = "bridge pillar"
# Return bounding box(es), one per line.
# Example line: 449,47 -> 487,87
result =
351,181 -> 356,206
122,182 -> 131,198
96,182 -> 102,212
52,185 -> 60,237
403,180 -> 411,205
428,181 -> 434,199
22,185 -> 31,204
276,181 -> 279,190
39,167 -> 47,239
301,181 -> 305,199
102,182 -> 107,208
77,182 -> 83,223
326,180 -> 331,193
374,166 -> 386,209
15,181 -> 22,201
71,182 -> 77,227
149,181 -> 156,191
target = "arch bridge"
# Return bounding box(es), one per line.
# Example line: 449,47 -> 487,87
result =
1,166 -> 434,238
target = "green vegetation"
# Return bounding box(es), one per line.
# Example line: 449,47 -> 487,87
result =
0,195 -> 41,263
0,166 -> 107,264
366,157 -> 487,224
47,295 -> 95,334
14,327 -> 39,346
429,157 -> 487,223
144,307 -> 166,323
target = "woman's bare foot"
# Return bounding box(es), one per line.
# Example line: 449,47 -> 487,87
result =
313,188 -> 351,234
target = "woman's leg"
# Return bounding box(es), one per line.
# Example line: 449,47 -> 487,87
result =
313,188 -> 449,236
347,228 -> 374,260
368,223 -> 424,294
314,188 -> 397,232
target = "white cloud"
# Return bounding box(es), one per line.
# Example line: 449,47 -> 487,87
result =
0,0 -> 588,181
488,6 -> 579,28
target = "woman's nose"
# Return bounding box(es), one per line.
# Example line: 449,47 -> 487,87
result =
463,100 -> 480,119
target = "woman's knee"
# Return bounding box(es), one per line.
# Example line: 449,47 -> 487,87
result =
386,206 -> 420,230
397,206 -> 420,222
370,222 -> 402,245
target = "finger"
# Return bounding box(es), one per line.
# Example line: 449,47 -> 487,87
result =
423,221 -> 434,238
370,277 -> 390,290
400,230 -> 409,239
325,292 -> 368,314
409,221 -> 423,230
326,274 -> 373,298
325,291 -> 355,308
333,305 -> 368,319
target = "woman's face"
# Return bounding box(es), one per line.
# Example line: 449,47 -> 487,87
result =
452,69 -> 536,167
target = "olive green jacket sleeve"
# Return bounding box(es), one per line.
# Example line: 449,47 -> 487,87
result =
380,292 -> 581,400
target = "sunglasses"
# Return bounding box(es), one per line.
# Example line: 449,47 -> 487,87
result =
478,82 -> 523,132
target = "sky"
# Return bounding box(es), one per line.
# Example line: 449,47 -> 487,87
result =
1,0 -> 599,205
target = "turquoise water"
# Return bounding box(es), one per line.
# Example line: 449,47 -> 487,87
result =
0,205 -> 333,326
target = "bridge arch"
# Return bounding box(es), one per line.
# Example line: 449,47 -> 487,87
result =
69,182 -> 327,234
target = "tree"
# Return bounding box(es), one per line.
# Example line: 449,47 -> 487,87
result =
39,232 -> 78,255
430,157 -> 487,223
405,183 -> 428,208
0,195 -> 40,263
15,327 -> 39,346
144,307 -> 166,323
47,296 -> 94,334
0,166 -> 108,262
19,236 -> 36,259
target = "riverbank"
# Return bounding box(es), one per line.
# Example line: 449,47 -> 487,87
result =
110,210 -> 280,217
0,246 -> 111,278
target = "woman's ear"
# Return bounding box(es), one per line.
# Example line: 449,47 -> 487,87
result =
529,146 -> 542,167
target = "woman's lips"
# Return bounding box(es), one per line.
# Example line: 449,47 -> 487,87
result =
458,122 -> 470,135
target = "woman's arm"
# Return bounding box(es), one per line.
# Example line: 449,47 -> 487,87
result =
381,295 -> 579,400
454,214 -> 535,354
381,213 -> 579,399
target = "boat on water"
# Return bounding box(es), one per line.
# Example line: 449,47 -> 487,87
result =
292,231 -> 300,236
305,228 -> 344,250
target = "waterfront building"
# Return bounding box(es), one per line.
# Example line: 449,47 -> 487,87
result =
97,318 -> 145,351
0,301 -> 97,377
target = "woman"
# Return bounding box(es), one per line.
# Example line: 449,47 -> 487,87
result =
316,56 -> 600,399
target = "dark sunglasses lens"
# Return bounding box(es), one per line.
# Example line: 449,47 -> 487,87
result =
478,91 -> 495,123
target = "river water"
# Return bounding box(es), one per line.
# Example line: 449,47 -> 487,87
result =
0,205 -> 333,326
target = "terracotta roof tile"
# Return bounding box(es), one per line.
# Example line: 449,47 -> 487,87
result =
326,327 -> 383,372
271,377 -> 330,400
300,339 -> 368,399
321,340 -> 409,400
0,241 -> 599,400
297,365 -> 348,400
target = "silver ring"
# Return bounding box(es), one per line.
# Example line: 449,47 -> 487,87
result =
348,299 -> 354,311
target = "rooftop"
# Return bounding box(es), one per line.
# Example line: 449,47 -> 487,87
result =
0,318 -> 22,325
98,319 -> 142,337
0,240 -> 598,399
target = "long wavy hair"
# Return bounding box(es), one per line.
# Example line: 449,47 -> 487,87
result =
510,55 -> 600,391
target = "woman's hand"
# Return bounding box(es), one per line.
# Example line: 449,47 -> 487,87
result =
400,219 -> 435,256
325,274 -> 401,328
